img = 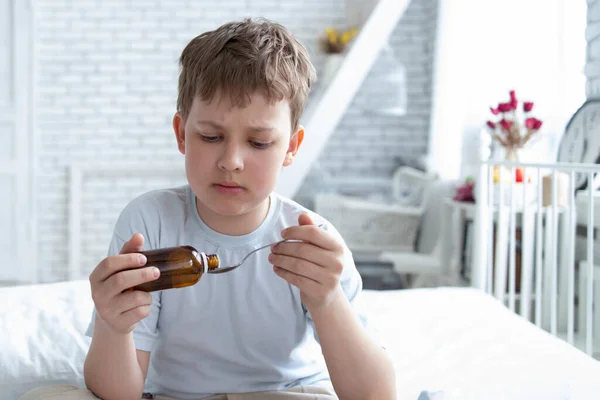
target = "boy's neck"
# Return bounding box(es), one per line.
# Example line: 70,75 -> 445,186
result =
195,196 -> 271,237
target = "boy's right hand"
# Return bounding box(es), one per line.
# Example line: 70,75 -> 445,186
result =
89,233 -> 160,335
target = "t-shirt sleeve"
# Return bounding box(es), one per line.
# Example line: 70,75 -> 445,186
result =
304,221 -> 386,349
85,195 -> 162,352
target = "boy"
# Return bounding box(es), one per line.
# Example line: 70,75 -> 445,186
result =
22,18 -> 396,400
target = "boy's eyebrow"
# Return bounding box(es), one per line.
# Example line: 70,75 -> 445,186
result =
195,120 -> 224,130
195,120 -> 276,134
246,125 -> 276,134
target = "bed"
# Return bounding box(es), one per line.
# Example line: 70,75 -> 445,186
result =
1,279 -> 599,400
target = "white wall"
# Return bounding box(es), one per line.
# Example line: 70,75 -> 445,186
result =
34,0 -> 437,282
428,0 -> 587,181
587,0 -> 600,97
1,0 -> 36,284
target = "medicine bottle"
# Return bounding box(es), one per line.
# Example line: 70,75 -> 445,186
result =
131,245 -> 219,292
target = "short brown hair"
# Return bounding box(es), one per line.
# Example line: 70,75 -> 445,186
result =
177,18 -> 316,131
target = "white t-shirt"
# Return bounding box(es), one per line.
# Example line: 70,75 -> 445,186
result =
86,185 -> 369,399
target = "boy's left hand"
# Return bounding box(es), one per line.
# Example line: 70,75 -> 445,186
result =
269,213 -> 345,312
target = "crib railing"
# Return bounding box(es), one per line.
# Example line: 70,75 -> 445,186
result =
472,160 -> 600,357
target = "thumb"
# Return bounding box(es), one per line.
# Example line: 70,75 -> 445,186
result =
297,213 -> 314,227
119,233 -> 145,254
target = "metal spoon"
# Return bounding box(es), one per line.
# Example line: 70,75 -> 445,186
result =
207,223 -> 325,274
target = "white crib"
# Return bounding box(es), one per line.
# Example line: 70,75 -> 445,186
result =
472,160 -> 600,358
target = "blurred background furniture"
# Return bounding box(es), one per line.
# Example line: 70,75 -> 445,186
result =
314,166 -> 454,288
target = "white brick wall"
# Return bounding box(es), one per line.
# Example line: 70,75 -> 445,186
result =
297,0 -> 438,204
34,0 -> 438,281
587,0 -> 600,97
76,170 -> 188,279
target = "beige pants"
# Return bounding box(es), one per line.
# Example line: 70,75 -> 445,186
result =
19,383 -> 338,400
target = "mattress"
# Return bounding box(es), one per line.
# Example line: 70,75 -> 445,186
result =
1,281 -> 600,399
361,287 -> 600,400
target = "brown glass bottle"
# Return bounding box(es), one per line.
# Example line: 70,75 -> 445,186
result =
130,246 -> 219,292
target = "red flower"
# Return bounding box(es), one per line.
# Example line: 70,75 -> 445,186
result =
523,102 -> 534,112
499,119 -> 512,131
490,107 -> 500,115
509,90 -> 518,110
486,121 -> 496,129
525,117 -> 543,130
498,103 -> 512,113
525,118 -> 535,129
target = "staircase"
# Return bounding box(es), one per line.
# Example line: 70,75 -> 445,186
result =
275,0 -> 411,199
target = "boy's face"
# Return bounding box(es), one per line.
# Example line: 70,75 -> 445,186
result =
173,92 -> 303,220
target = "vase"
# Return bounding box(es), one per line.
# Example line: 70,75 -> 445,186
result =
321,54 -> 345,88
504,147 -> 521,162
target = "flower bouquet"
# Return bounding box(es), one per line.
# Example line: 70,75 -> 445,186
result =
485,89 -> 543,162
483,90 -> 542,207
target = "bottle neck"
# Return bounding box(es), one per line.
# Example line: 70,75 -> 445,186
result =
206,254 -> 219,270
196,252 -> 219,273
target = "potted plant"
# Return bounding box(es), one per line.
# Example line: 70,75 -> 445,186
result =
318,26 -> 359,86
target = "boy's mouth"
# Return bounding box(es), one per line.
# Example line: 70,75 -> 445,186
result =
214,182 -> 245,195
216,181 -> 242,188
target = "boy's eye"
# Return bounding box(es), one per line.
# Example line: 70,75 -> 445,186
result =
251,141 -> 271,149
200,135 -> 220,143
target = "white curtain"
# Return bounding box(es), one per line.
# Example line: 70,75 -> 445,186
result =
427,0 -> 587,180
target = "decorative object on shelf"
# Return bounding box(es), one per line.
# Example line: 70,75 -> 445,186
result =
541,173 -> 570,207
319,26 -> 359,54
473,165 -> 537,207
453,177 -> 475,203
485,90 -> 543,162
556,99 -> 600,191
319,26 -> 359,87
492,165 -> 530,184
321,53 -> 345,88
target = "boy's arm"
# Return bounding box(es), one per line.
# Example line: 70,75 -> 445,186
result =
84,232 -> 161,400
84,316 -> 150,400
309,288 -> 396,400
270,215 -> 396,400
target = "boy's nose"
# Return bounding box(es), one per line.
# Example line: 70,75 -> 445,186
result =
217,144 -> 244,172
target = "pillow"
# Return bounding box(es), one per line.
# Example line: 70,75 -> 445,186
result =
0,280 -> 93,398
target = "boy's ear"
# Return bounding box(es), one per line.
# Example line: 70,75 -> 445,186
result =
283,126 -> 304,167
173,112 -> 186,155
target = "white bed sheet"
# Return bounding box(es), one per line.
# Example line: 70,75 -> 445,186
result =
362,287 -> 600,400
1,281 -> 600,399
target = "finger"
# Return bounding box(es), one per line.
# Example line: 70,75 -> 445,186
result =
282,222 -> 337,251
112,289 -> 153,316
271,242 -> 337,270
89,234 -> 146,283
105,266 -> 160,297
120,233 -> 145,255
269,253 -> 324,283
273,266 -> 322,292
297,213 -> 314,226
91,252 -> 149,283
116,305 -> 152,330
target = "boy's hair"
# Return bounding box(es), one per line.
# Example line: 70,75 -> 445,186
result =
177,18 -> 316,131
